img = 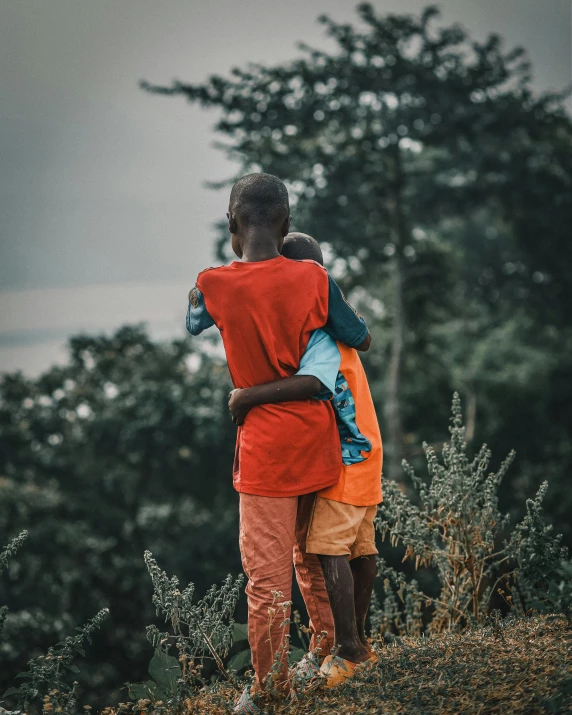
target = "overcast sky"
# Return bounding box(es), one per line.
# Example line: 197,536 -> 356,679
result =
1,0 -> 570,375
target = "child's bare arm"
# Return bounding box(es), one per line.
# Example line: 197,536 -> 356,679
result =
355,332 -> 371,352
228,375 -> 322,425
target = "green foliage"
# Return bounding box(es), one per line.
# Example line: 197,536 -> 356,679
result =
373,393 -> 572,636
3,609 -> 108,714
126,649 -> 182,704
143,2 -> 570,288
0,531 -> 28,641
0,532 -> 28,577
143,1 -> 572,526
1,533 -> 106,715
226,622 -> 251,674
144,550 -> 242,664
125,552 -> 243,708
0,326 -> 238,698
509,483 -> 572,621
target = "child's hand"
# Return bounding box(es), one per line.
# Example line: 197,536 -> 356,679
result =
228,388 -> 252,425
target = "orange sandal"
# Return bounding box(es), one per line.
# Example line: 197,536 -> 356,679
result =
319,653 -> 378,688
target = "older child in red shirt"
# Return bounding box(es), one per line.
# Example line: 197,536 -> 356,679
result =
186,175 -> 370,711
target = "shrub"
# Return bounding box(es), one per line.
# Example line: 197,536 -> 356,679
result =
373,393 -> 572,637
124,552 -> 243,710
4,610 -> 109,714
1,532 -> 108,715
0,531 -> 28,641
510,483 -> 572,623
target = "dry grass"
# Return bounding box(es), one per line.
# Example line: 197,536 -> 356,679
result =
169,615 -> 572,715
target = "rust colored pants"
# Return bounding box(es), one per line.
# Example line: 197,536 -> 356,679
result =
239,492 -> 334,688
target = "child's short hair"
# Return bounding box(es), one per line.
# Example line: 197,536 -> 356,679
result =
229,173 -> 289,227
282,232 -> 324,265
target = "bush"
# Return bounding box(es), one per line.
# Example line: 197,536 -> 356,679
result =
372,393 -> 572,637
0,531 -> 28,641
124,552 -> 244,712
4,610 -> 109,715
511,483 -> 572,622
1,532 -> 108,715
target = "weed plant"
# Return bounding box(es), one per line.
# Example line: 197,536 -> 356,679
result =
373,393 -> 572,637
125,552 -> 243,711
0,531 -> 28,641
1,532 -> 108,715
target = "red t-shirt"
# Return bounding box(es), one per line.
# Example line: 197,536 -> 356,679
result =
197,255 -> 341,497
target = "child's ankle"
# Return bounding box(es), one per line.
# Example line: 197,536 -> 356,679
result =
335,642 -> 370,664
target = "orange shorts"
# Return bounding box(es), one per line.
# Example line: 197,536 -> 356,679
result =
305,497 -> 378,560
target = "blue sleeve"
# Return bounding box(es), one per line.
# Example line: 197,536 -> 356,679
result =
186,286 -> 215,335
323,274 -> 369,348
296,329 -> 341,396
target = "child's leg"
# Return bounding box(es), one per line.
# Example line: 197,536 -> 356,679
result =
349,505 -> 379,646
306,498 -> 377,664
239,493 -> 299,690
350,555 -> 377,646
293,493 -> 335,658
318,554 -> 370,663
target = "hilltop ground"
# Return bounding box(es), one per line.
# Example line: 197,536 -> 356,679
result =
138,615 -> 572,715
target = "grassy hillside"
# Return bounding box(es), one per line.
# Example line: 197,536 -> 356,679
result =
121,615 -> 571,715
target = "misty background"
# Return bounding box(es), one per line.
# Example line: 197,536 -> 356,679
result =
1,0 -> 570,374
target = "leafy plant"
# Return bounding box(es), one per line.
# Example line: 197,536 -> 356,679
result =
0,531 -> 28,641
509,484 -> 572,622
126,552 -> 243,708
126,648 -> 182,704
0,325 -> 238,698
3,609 -> 109,714
225,622 -> 251,674
1,531 -> 108,714
373,393 -> 572,636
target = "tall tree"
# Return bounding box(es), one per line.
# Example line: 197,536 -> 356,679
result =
142,3 -> 571,480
